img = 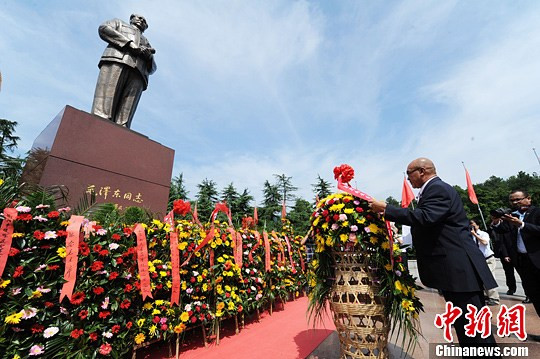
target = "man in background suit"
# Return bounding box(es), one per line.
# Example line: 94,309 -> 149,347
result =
369,158 -> 497,346
91,14 -> 157,128
492,190 -> 540,316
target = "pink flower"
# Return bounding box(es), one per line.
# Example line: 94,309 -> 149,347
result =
15,206 -> 31,213
33,215 -> 48,222
44,231 -> 57,239
29,344 -> 45,356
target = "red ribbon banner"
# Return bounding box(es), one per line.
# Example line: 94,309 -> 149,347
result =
284,235 -> 297,274
134,224 -> 153,300
164,211 -> 180,306
271,231 -> 286,266
59,215 -> 84,302
337,177 -> 373,201
263,231 -> 271,272
248,231 -> 261,263
235,232 -> 243,268
0,208 -> 18,278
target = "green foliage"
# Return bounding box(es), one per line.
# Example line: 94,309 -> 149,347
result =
0,176 -> 22,209
273,173 -> 297,204
196,178 -> 219,221
90,203 -> 121,226
288,198 -> 313,235
312,175 -> 332,202
122,206 -> 151,225
386,196 -> 400,208
260,180 -> 282,231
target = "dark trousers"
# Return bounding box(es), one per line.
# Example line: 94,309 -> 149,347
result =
500,259 -> 516,292
515,253 -> 540,316
442,291 -> 497,346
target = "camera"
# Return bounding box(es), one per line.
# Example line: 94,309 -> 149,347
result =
490,208 -> 511,218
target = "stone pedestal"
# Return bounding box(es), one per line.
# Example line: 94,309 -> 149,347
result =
21,106 -> 174,214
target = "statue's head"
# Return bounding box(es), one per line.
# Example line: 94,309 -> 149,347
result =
130,14 -> 148,32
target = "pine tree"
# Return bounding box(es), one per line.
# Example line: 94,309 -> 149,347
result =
288,198 -> 313,235
260,180 -> 282,230
312,175 -> 332,201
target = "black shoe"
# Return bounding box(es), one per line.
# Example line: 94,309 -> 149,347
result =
506,290 -> 515,295
528,334 -> 540,342
522,297 -> 531,304
487,300 -> 499,306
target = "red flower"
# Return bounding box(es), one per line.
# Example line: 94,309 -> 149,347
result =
111,324 -> 121,333
173,199 -> 191,216
13,266 -> 24,278
99,311 -> 111,319
153,316 -> 160,324
109,272 -> 119,280
322,210 -> 329,217
44,301 -> 54,308
355,207 -> 363,213
47,264 -> 60,271
191,316 -> 197,323
99,343 -> 112,355
31,324 -> 44,334
126,321 -> 133,329
79,241 -> 90,256
33,230 -> 45,240
47,211 -> 60,218
116,257 -> 124,265
17,213 -> 32,221
70,292 -> 85,305
56,230 -> 67,237
90,261 -> 104,271
161,324 -> 168,331
225,293 -> 230,298
333,164 -> 355,183
190,277 -> 196,283
333,214 -> 339,221
78,309 -> 88,320
93,244 -> 102,252
8,247 -> 20,257
112,233 -> 121,241
124,284 -> 133,293
237,305 -> 243,313
93,287 -> 104,295
89,332 -> 98,341
120,299 -> 131,309
123,227 -> 133,236
70,329 -> 84,338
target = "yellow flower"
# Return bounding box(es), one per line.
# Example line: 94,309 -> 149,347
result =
311,259 -> 318,269
217,302 -> 225,310
181,282 -> 187,290
325,236 -> 334,246
60,220 -> 70,226
13,355 -> 21,359
152,309 -> 161,315
149,325 -> 158,336
4,312 -> 23,324
401,299 -> 414,311
228,301 -> 235,311
29,291 -> 42,299
370,236 -> 378,245
381,241 -> 390,250
57,247 -> 67,258
143,303 -> 153,310
0,179 -> 3,186
0,279 -> 11,288
12,233 -> 24,238
166,280 -> 172,288
395,280 -> 403,292
367,223 -> 381,234
178,242 -> 187,251
197,275 -> 202,283
135,333 -> 146,345
339,234 -> 348,243
216,309 -> 223,317
344,208 -> 354,214
321,222 -> 328,230
313,217 -> 320,226
137,318 -> 146,327
180,311 -> 189,322
225,285 -> 231,292
152,219 -> 164,229
341,221 -> 349,227
202,283 -> 208,292
384,263 -> 392,271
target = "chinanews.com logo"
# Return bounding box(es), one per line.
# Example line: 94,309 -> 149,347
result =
431,301 -> 531,358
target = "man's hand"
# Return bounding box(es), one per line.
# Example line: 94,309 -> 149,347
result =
504,256 -> 511,263
127,41 -> 142,55
368,199 -> 387,213
501,214 -> 523,227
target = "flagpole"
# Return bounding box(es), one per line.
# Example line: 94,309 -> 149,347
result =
462,162 -> 488,231
533,148 -> 540,167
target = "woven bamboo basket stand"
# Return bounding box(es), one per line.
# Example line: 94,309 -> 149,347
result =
330,250 -> 389,359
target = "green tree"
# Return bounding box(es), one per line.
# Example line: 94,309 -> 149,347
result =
196,178 -> 219,221
312,175 -> 332,202
386,196 -> 400,208
236,188 -> 254,222
273,173 -> 297,214
221,182 -> 240,223
167,173 -> 189,211
0,119 -> 23,179
288,198 -> 313,235
260,180 -> 282,230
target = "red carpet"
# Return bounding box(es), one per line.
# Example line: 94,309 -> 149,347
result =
137,296 -> 335,359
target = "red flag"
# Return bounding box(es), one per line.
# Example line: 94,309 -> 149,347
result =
401,177 -> 415,208
465,168 -> 479,205
254,207 -> 258,224
281,200 -> 286,219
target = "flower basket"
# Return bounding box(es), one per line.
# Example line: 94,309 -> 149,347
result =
330,249 -> 389,359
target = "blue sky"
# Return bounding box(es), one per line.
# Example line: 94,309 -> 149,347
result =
1,1 -> 540,205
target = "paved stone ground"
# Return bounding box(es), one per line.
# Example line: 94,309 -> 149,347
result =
308,260 -> 540,358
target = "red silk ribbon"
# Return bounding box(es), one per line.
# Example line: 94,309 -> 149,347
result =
59,215 -> 84,302
337,177 -> 373,201
263,231 -> 271,272
164,211 -> 180,306
284,235 -> 296,274
134,224 -> 153,300
0,208 -> 17,278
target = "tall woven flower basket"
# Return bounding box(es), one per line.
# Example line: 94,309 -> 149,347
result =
330,249 -> 389,359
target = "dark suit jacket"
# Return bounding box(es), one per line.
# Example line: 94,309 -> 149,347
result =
385,177 -> 497,292
493,206 -> 540,269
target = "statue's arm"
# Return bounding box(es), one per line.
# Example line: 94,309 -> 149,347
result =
98,19 -> 132,50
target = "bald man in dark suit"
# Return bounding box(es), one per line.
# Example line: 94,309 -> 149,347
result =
369,158 -> 497,346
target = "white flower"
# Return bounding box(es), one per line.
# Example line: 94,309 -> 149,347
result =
15,206 -> 31,213
331,223 -> 339,230
20,307 -> 38,319
109,243 -> 120,250
43,326 -> 59,338
97,228 -> 107,236
184,304 -> 192,312
250,286 -> 256,291
253,269 -> 257,273
255,293 -> 263,300
34,264 -> 47,272
44,231 -> 57,239
192,271 -> 199,276
102,331 -> 113,338
60,307 -> 68,315
33,215 -> 48,222
245,268 -> 250,274
11,287 -> 22,296
37,286 -> 51,293
36,204 -> 50,209
339,214 -> 347,221
186,288 -> 193,294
